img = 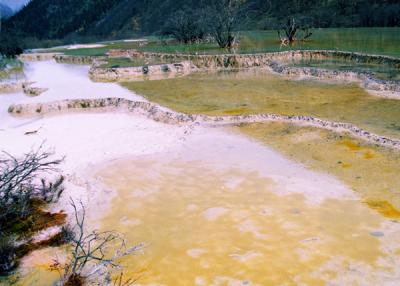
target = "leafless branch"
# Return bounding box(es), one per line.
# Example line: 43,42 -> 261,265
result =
0,144 -> 64,221
61,199 -> 144,285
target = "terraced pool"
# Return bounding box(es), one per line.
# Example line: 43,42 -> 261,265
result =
122,69 -> 400,139
99,57 -> 175,68
234,122 -> 400,215
287,58 -> 400,81
4,42 -> 400,286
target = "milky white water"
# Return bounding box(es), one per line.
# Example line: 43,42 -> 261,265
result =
0,60 -> 144,128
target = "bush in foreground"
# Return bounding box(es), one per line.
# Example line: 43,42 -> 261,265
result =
0,146 -> 64,274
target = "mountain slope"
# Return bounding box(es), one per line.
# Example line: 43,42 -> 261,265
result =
83,0 -> 141,37
3,0 -> 400,43
4,0 -> 120,39
86,0 -> 208,37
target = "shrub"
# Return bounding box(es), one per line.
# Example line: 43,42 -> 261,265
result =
0,146 -> 64,275
162,8 -> 206,44
0,32 -> 23,58
0,147 -> 64,224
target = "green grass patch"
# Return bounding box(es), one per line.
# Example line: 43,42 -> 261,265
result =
62,47 -> 110,56
139,42 -> 220,54
34,27 -> 400,58
138,28 -> 400,57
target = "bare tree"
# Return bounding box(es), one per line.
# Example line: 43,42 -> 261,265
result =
206,0 -> 246,49
277,17 -> 313,46
162,9 -> 206,44
59,200 -> 143,285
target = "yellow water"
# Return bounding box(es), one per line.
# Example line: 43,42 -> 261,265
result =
7,125 -> 400,286
3,247 -> 68,286
234,122 -> 400,216
94,152 -> 400,285
122,69 -> 400,139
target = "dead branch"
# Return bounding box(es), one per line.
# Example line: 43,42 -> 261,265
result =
207,0 -> 245,49
24,127 -> 42,136
61,199 -> 144,285
113,272 -> 138,286
300,27 -> 313,41
0,144 -> 64,221
277,17 -> 313,45
0,145 -> 65,274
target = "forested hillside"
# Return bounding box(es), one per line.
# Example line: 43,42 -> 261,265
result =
3,0 -> 120,39
2,0 -> 400,47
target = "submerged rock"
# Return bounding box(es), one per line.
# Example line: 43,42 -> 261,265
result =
370,231 -> 384,237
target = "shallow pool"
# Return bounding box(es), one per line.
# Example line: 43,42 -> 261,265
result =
234,122 -> 400,215
94,127 -> 400,285
287,58 -> 400,81
122,69 -> 400,139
